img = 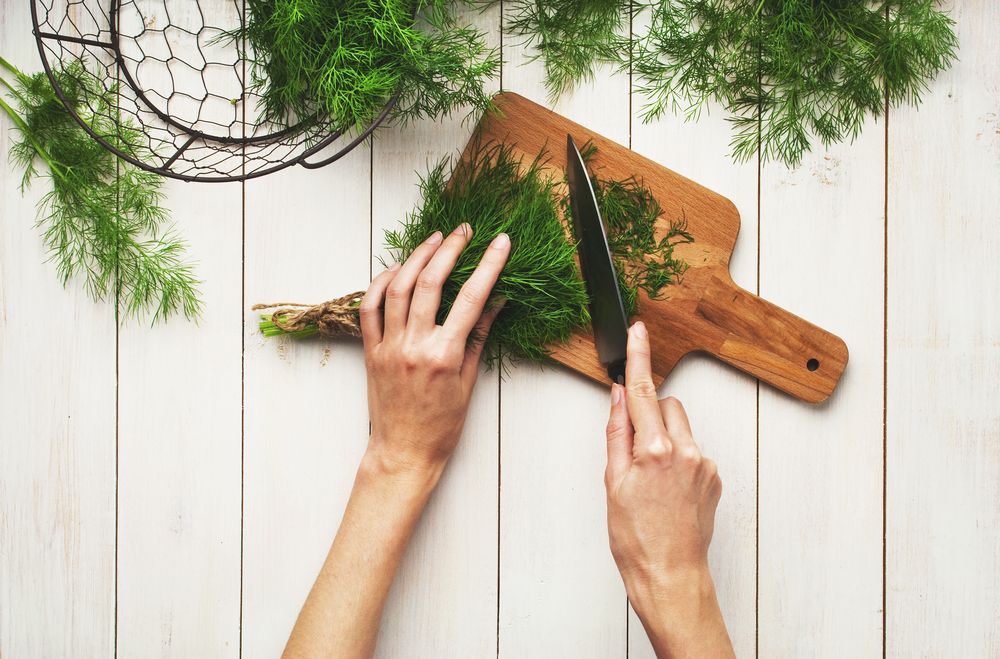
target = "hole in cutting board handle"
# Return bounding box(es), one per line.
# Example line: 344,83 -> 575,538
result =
807,358 -> 820,372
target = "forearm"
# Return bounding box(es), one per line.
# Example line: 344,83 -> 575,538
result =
626,567 -> 735,659
282,447 -> 444,659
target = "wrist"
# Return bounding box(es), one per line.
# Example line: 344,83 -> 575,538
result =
359,442 -> 446,494
625,565 -> 730,657
625,565 -> 709,625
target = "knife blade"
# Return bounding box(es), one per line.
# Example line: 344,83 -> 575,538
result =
565,134 -> 630,384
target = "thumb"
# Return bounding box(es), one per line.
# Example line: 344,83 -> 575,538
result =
605,384 -> 634,487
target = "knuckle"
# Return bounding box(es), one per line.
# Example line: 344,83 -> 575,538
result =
400,347 -> 421,371
704,458 -> 718,477
426,348 -> 456,373
628,342 -> 652,358
385,284 -> 408,301
414,273 -> 441,293
627,377 -> 658,399
459,284 -> 485,307
643,434 -> 672,462
676,446 -> 702,467
605,418 -> 624,439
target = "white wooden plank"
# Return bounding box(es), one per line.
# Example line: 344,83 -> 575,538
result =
368,6 -> 502,656
369,123 -> 501,659
241,146 -> 373,656
0,1 -> 116,655
116,180 -> 243,658
887,2 -> 1000,655
757,126 -> 885,655
497,45 -> 631,658
116,1 -> 243,655
627,79 -> 760,659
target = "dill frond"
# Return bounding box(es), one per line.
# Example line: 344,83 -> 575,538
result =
634,0 -> 959,166
0,57 -> 201,322
494,1 -> 958,167
502,0 -> 633,100
238,0 -> 500,132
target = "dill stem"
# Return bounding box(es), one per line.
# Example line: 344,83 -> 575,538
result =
0,56 -> 31,84
0,72 -> 30,107
0,92 -> 67,182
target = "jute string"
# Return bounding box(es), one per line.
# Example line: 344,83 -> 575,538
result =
253,291 -> 366,338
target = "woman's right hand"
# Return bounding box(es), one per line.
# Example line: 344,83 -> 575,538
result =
604,321 -> 734,658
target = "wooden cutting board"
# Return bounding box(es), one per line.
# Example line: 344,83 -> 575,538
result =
468,92 -> 848,404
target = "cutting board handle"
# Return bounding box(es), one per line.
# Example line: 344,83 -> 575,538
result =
693,275 -> 848,403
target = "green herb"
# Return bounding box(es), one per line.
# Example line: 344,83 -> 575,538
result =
499,0 -> 958,167
258,140 -> 692,367
385,141 -> 589,364
634,0 -> 958,165
0,57 -> 201,321
570,141 -> 693,312
238,0 -> 500,132
503,0 -> 631,100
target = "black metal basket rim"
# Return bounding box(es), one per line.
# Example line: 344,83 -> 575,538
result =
29,0 -> 401,182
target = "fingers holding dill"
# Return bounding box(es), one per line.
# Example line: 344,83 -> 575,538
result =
259,140 -> 693,370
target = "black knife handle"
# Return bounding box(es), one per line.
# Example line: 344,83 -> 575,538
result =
608,359 -> 626,385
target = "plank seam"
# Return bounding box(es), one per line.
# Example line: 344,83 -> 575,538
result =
114,48 -> 121,659
626,6 -> 633,656
881,39 -> 890,659
496,7 -> 504,656
239,3 -> 248,653
753,34 -> 762,659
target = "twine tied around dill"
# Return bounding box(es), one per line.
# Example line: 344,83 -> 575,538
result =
253,292 -> 366,338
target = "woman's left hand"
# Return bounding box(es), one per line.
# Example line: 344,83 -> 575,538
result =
359,224 -> 511,474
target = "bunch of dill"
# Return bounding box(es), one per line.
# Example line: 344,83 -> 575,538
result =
260,140 -> 692,367
499,0 -> 958,167
0,57 -> 200,321
240,0 -> 500,132
386,142 -> 590,364
634,0 -> 958,165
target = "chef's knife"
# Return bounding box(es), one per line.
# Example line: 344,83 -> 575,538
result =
566,134 -> 630,384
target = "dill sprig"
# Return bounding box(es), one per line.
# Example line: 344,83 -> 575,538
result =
634,0 -> 959,165
238,0 -> 500,132
497,0 -> 957,167
260,141 -> 692,367
502,0 -> 632,100
0,57 -> 201,321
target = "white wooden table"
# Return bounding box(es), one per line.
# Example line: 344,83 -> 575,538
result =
2,1 -> 998,656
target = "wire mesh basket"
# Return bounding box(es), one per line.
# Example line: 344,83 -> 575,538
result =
31,0 -> 398,182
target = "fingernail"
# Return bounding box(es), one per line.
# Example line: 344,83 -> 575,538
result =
611,384 -> 621,405
491,233 -> 510,249
426,231 -> 443,245
388,261 -> 401,272
453,222 -> 472,237
632,321 -> 647,338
